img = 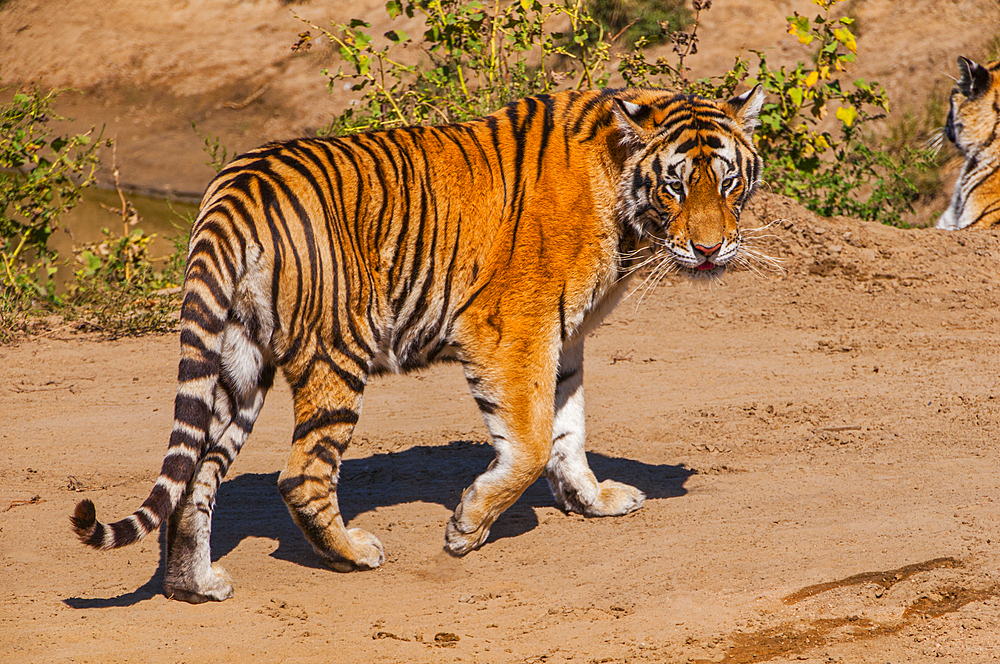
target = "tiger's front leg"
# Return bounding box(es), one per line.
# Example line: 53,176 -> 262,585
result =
445,343 -> 558,556
546,340 -> 645,516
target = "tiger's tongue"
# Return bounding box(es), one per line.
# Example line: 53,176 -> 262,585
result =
696,262 -> 715,271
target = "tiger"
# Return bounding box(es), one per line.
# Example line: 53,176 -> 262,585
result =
936,56 -> 1000,230
71,85 -> 765,603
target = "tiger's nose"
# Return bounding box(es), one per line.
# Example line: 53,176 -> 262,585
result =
693,242 -> 722,260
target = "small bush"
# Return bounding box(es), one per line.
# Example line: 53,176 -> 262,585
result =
1,85 -> 104,282
0,83 -> 189,343
305,0 -> 620,135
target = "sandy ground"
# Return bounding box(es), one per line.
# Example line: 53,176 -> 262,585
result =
3,1 -> 1000,663
3,194 -> 1000,663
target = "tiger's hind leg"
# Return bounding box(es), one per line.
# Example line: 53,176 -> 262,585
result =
546,340 -> 645,517
164,322 -> 274,603
277,348 -> 384,572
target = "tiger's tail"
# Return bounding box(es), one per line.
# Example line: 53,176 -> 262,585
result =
72,206 -> 241,550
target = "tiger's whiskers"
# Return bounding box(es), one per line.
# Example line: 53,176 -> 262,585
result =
925,127 -> 947,154
735,218 -> 785,277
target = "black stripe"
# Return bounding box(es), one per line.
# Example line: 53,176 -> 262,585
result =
173,393 -> 208,428
180,290 -> 226,335
558,284 -> 567,342
134,507 -> 157,533
161,453 -> 196,483
474,396 -> 498,415
179,329 -> 220,363
306,442 -> 341,465
292,408 -> 360,442
178,357 -> 215,382
452,280 -> 490,322
140,483 -> 173,518
167,427 -> 201,453
277,474 -> 331,499
571,89 -> 615,137
557,367 -> 579,384
110,519 -> 141,546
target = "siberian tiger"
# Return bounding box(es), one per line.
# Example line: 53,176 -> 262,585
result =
936,56 -> 1000,230
72,85 -> 765,602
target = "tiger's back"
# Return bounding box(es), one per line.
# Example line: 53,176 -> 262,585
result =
207,93 -> 629,373
72,86 -> 766,602
937,56 -> 1000,230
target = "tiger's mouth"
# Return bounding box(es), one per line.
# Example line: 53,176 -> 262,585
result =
695,261 -> 716,271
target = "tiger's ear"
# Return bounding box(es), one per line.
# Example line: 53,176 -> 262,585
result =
725,84 -> 765,135
613,98 -> 658,144
957,56 -> 992,100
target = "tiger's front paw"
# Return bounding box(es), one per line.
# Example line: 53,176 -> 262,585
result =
444,516 -> 491,556
581,480 -> 645,517
323,528 -> 385,573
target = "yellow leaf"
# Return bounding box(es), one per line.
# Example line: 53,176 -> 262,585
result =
787,24 -> 813,45
820,65 -> 830,79
805,71 -> 819,87
833,27 -> 857,54
836,106 -> 857,127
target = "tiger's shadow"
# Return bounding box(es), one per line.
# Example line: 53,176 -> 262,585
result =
212,439 -> 693,568
63,441 -> 691,607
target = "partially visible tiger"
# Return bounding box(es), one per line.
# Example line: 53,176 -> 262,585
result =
937,56 -> 1000,230
71,85 -> 765,603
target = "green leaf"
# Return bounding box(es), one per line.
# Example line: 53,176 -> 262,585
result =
385,0 -> 402,20
80,251 -> 101,277
384,29 -> 409,44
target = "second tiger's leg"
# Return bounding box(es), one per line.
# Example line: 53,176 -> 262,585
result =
278,351 -> 384,572
546,340 -> 645,517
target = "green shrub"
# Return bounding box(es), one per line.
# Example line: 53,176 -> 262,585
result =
66,223 -> 185,338
0,83 -> 189,343
1,85 -> 105,299
304,0 -> 617,135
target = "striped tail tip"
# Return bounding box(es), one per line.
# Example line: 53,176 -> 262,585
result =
71,499 -> 105,548
71,499 -> 152,550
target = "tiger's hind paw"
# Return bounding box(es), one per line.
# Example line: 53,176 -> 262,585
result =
164,562 -> 234,603
322,528 -> 385,572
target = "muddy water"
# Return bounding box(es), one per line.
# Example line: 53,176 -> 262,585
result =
49,187 -> 198,285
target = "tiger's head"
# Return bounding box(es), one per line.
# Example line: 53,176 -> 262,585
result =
945,56 -> 1000,156
614,87 -> 765,274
